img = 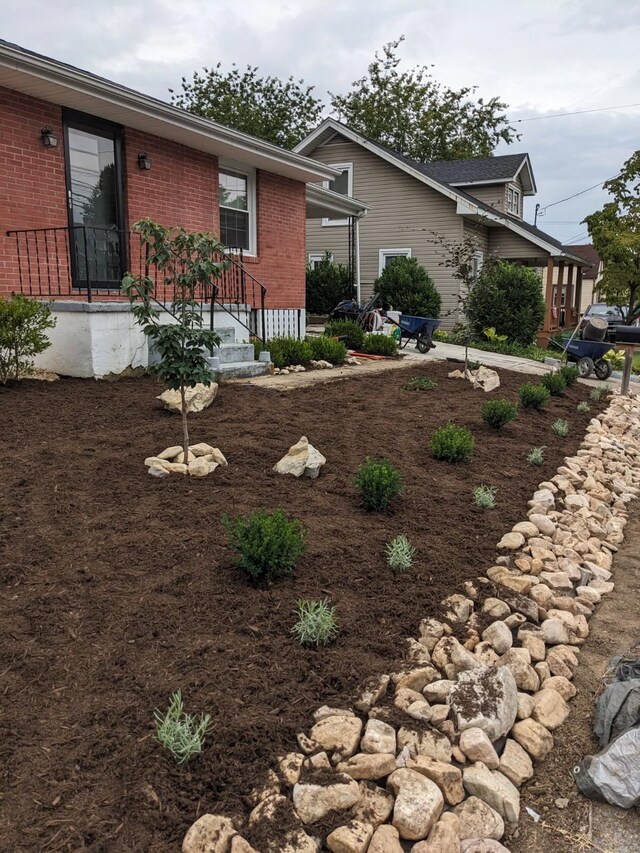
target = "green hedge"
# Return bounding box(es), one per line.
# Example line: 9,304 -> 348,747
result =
306,253 -> 354,315
373,256 -> 441,318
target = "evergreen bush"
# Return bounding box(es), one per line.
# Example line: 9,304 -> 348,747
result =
355,457 -> 403,511
0,294 -> 56,384
360,333 -> 398,356
518,383 -> 550,410
481,399 -> 518,429
307,335 -> 347,364
223,509 -> 306,582
541,371 -> 567,396
306,253 -> 354,315
266,336 -> 313,368
324,319 -> 365,350
373,256 -> 441,318
430,423 -> 475,462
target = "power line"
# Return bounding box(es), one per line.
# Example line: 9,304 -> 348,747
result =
512,102 -> 640,123
535,174 -> 619,224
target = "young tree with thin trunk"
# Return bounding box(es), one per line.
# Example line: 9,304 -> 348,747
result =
122,219 -> 225,464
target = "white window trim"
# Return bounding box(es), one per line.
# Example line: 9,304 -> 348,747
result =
219,159 -> 257,256
506,185 -> 521,216
378,248 -> 412,275
322,162 -> 353,227
308,253 -> 333,268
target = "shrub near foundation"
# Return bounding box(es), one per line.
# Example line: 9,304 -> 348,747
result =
266,337 -> 313,368
360,333 -> 398,356
430,423 -> 475,462
307,335 -> 347,365
324,320 -> 365,351
355,457 -> 403,511
223,509 -> 306,582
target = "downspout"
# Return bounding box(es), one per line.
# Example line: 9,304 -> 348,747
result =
355,210 -> 367,304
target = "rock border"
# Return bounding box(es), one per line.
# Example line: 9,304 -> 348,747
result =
182,392 -> 640,853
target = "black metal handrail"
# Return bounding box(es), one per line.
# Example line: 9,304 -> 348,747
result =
5,225 -> 268,342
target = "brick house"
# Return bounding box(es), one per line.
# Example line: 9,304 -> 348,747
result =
0,40 -> 364,377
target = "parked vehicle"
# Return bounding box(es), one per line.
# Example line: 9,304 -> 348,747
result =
580,303 -> 627,329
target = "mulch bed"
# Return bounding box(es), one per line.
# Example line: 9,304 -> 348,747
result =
0,362 -> 602,852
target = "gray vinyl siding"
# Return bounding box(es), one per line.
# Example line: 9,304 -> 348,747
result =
305,138 -> 464,323
488,226 -> 544,260
464,184 -> 505,212
463,219 -> 489,256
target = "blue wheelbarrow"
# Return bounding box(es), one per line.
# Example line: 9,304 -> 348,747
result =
397,315 -> 441,353
551,334 -> 613,379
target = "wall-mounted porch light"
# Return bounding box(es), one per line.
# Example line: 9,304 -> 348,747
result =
41,127 -> 58,148
138,152 -> 152,171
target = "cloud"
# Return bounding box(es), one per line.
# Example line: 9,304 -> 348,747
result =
3,0 -> 640,242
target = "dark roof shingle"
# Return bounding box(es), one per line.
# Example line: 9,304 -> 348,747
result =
418,154 -> 529,185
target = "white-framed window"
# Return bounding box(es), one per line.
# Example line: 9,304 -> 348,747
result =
507,185 -> 521,216
308,252 -> 333,269
322,162 -> 353,226
219,161 -> 257,254
472,250 -> 484,283
378,248 -> 412,275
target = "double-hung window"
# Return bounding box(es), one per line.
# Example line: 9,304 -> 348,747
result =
308,253 -> 333,269
378,248 -> 412,275
219,164 -> 256,253
322,162 -> 353,226
507,186 -> 521,216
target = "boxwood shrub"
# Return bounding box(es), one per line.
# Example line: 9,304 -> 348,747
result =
541,371 -> 567,396
430,423 -> 475,462
307,335 -> 347,365
264,336 -> 313,368
519,383 -> 550,410
481,399 -> 518,429
223,509 -> 306,583
360,333 -> 398,356
324,320 -> 365,350
355,457 -> 403,511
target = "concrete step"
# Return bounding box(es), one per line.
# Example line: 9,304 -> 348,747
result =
212,327 -> 236,344
217,360 -> 270,380
213,342 -> 255,364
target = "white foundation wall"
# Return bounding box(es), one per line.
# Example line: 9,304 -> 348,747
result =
34,302 -> 252,378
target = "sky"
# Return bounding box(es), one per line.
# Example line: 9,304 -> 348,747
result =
4,0 -> 640,244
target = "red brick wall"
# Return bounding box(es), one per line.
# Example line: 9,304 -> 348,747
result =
0,86 -> 306,308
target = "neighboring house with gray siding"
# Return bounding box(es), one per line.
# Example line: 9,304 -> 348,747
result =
295,119 -> 588,341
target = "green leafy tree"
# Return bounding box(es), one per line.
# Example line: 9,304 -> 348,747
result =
466,260 -> 545,345
0,294 -> 56,384
122,219 -> 225,463
584,150 -> 640,323
170,64 -> 323,149
374,256 -> 441,317
306,253 -> 354,314
330,37 -> 518,161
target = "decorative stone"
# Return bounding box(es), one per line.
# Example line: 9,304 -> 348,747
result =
462,762 -> 520,823
419,619 -> 445,651
355,675 -> 389,712
350,781 -> 394,827
449,666 -> 518,742
273,435 -> 326,479
512,521 -> 539,538
157,445 -> 183,460
459,728 -> 500,769
292,773 -> 360,824
453,796 -> 505,841
460,841 -> 510,852
498,649 -> 539,693
443,594 -> 474,623
340,753 -> 396,780
540,618 -> 571,645
541,675 -> 577,701
497,532 -> 525,550
182,814 -> 236,853
519,633 -> 546,662
230,838 -> 258,853
481,622 -> 513,655
309,715 -> 363,758
424,680 -> 455,703
531,689 -> 570,730
397,727 -> 452,762
516,692 -> 535,720
417,814 -> 462,852
511,718 -> 554,760
498,739 -> 533,787
188,456 -> 219,477
158,382 -> 217,413
326,820 -> 373,853
388,768 -> 444,840
432,637 -> 480,680
278,753 -> 305,786
361,718 -> 397,755
406,755 -> 465,805
368,824 -> 404,853
482,599 -> 511,620
395,667 -> 440,692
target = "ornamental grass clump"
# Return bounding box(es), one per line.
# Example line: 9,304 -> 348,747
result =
541,371 -> 567,396
527,446 -> 545,465
473,484 -> 497,509
577,401 -> 591,413
223,509 -> 306,582
430,423 -> 474,462
355,457 -> 403,511
558,364 -> 579,387
552,418 -> 569,437
518,383 -> 550,410
154,690 -> 211,765
385,535 -> 415,572
403,376 -> 438,391
292,599 -> 339,646
481,399 -> 518,429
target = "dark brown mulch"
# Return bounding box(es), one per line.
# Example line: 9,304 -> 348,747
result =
0,363 -> 601,852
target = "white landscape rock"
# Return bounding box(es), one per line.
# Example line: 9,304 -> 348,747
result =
309,715 -> 362,758
448,666 -> 518,742
273,435 -> 327,479
158,382 -> 218,413
387,768 -> 444,840
471,365 -> 501,393
462,762 -> 520,823
498,738 -> 534,787
326,820 -> 373,853
459,728 -> 500,769
292,774 -> 360,824
182,814 -> 236,853
361,718 -> 397,755
368,824 -> 404,853
453,796 -> 505,841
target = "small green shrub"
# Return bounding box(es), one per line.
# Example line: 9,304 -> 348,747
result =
481,399 -> 518,429
355,457 -> 403,511
324,320 -> 365,350
430,423 -> 475,462
0,294 -> 56,384
473,484 -> 497,509
307,335 -> 347,365
373,256 -> 441,318
292,599 -> 339,646
527,446 -> 545,465
541,371 -> 567,396
306,253 -> 354,315
519,383 -> 551,410
266,337 -> 313,368
403,376 -> 437,391
552,418 -> 569,437
590,384 -> 611,402
154,690 -> 211,765
558,364 -> 579,387
577,401 -> 591,413
223,509 -> 306,582
385,535 -> 415,572
360,333 -> 398,356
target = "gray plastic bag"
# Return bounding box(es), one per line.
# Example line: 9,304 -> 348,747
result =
573,727 -> 640,809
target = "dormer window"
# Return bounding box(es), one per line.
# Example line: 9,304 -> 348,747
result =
507,186 -> 521,216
